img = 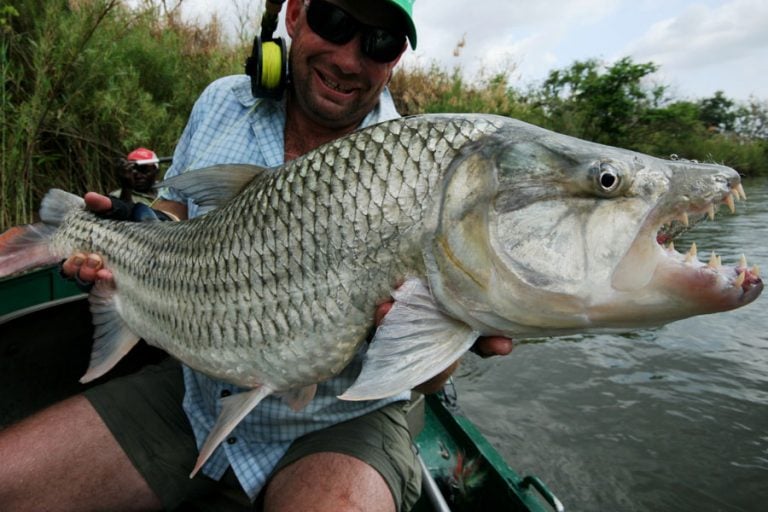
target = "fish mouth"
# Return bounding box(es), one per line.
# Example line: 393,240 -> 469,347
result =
616,181 -> 762,310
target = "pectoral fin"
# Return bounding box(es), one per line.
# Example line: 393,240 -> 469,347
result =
339,278 -> 480,401
190,386 -> 274,477
81,281 -> 140,383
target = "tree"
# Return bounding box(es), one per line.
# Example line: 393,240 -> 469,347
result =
533,57 -> 666,145
698,91 -> 736,132
734,99 -> 768,139
1,0 -> 242,230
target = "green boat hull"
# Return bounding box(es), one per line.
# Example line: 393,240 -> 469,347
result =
0,265 -> 82,317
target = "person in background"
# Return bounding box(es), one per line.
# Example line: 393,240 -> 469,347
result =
109,147 -> 160,205
0,1 -> 514,511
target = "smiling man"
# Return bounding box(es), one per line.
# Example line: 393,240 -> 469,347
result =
287,0 -> 414,133
0,1 -> 513,511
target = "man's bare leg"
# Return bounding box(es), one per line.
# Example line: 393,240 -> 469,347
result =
264,452 -> 396,512
0,394 -> 162,512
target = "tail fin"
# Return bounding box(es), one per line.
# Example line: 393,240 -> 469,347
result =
0,189 -> 84,277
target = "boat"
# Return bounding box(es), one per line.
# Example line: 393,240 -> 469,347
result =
409,388 -> 563,511
0,265 -> 563,511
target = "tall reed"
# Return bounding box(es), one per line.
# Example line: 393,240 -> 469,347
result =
2,2 -> 766,232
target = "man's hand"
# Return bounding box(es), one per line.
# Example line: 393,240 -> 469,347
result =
373,300 -> 515,394
60,194 -> 187,287
117,158 -> 136,188
60,193 -> 116,284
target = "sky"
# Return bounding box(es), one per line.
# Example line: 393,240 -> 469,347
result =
180,0 -> 768,102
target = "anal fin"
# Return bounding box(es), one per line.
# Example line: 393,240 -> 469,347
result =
190,386 -> 274,477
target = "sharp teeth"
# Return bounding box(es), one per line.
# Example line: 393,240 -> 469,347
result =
667,241 -> 675,252
707,204 -> 716,221
736,183 -> 747,200
734,271 -> 746,288
739,254 -> 747,268
753,264 -> 761,278
725,194 -> 736,213
680,211 -> 689,226
707,251 -> 719,268
685,242 -> 698,263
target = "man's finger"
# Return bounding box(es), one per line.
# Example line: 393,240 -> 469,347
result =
60,253 -> 87,278
472,336 -> 515,358
374,301 -> 393,326
75,255 -> 104,282
96,268 -> 114,281
83,192 -> 113,213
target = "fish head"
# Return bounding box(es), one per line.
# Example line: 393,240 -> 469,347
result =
424,119 -> 763,338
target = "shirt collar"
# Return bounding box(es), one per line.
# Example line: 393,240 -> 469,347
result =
231,78 -> 400,167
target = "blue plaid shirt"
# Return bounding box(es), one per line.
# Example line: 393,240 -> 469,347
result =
159,75 -> 409,499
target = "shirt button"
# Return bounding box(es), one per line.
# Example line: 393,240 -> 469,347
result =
227,437 -> 237,445
220,389 -> 232,398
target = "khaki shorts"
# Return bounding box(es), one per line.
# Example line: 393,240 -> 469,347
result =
84,358 -> 421,511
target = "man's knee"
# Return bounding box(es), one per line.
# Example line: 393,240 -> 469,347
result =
262,403 -> 422,511
264,451 -> 396,512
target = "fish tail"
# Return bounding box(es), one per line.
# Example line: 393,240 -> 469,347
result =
0,223 -> 59,277
0,189 -> 85,277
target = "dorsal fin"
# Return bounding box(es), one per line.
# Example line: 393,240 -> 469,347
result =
159,164 -> 271,209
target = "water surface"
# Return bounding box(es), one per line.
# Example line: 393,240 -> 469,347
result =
457,177 -> 768,511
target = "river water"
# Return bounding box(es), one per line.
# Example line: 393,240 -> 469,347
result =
455,177 -> 768,511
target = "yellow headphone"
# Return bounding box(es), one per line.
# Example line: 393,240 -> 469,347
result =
245,0 -> 288,99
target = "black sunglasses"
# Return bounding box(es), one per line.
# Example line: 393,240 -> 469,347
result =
131,165 -> 157,175
305,0 -> 406,63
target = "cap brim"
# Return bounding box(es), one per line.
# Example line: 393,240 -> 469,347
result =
132,158 -> 160,166
405,22 -> 417,49
386,1 -> 417,49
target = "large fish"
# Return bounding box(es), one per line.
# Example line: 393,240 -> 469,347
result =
0,114 -> 762,473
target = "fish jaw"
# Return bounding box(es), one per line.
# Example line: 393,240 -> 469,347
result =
604,160 -> 762,323
600,193 -> 762,326
584,213 -> 763,329
424,125 -> 763,338
646,246 -> 762,314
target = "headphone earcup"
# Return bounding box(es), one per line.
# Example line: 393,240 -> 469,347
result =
245,36 -> 287,100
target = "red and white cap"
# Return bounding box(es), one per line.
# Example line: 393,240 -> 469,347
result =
126,147 -> 159,166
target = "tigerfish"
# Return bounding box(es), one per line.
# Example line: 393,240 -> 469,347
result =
0,114 -> 762,474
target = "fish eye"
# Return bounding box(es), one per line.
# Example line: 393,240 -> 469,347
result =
596,162 -> 621,194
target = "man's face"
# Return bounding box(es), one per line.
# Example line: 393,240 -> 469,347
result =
131,165 -> 158,192
286,0 -> 407,130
